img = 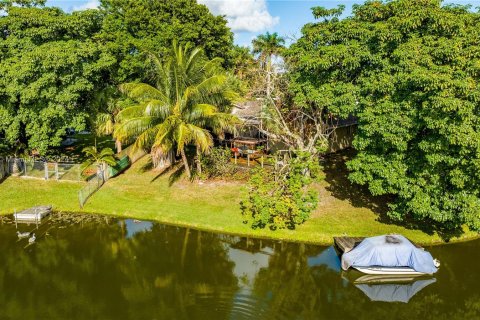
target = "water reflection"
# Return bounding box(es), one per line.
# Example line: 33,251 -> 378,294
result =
0,213 -> 478,320
355,278 -> 437,303
122,219 -> 153,238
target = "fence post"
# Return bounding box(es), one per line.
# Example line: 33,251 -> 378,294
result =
55,162 -> 59,180
44,162 -> 48,180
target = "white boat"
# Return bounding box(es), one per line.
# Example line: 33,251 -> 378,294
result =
354,266 -> 426,276
340,235 -> 440,275
353,274 -> 424,284
14,205 -> 52,222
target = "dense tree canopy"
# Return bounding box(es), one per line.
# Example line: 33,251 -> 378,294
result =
0,5 -> 115,153
0,0 -> 236,153
289,0 -> 480,231
99,0 -> 235,82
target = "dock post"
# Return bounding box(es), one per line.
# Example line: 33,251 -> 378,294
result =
14,209 -> 17,229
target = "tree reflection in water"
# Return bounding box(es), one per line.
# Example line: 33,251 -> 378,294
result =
0,213 -> 478,320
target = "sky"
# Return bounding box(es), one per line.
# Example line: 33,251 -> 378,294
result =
46,0 -> 480,47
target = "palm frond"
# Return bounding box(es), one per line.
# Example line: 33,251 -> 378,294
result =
174,122 -> 192,154
207,113 -> 241,137
132,126 -> 159,152
116,104 -> 149,121
82,146 -> 98,159
96,113 -> 114,135
99,147 -> 115,158
119,83 -> 167,101
186,103 -> 217,122
186,124 -> 213,153
114,116 -> 156,143
144,100 -> 171,119
80,159 -> 95,173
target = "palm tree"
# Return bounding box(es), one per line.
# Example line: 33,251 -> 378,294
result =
252,32 -> 285,97
81,146 -> 117,180
114,42 -> 239,178
91,86 -> 126,153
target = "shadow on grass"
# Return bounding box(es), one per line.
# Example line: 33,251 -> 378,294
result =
323,149 -> 464,242
138,156 -> 155,173
322,149 -> 391,216
147,162 -> 185,186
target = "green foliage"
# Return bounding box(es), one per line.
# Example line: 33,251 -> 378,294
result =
81,146 -> 117,173
241,152 -> 320,230
98,0 -> 234,82
0,0 -> 237,154
311,5 -> 345,20
252,32 -> 285,61
289,0 -> 480,231
0,6 -> 115,153
0,0 -> 45,9
114,42 -> 240,178
199,147 -> 237,179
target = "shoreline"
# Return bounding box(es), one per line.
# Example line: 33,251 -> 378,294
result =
1,208 -> 478,247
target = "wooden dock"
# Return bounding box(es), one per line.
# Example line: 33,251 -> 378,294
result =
334,236 -> 423,254
14,205 -> 52,223
334,237 -> 365,254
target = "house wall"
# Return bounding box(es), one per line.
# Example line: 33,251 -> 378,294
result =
328,125 -> 357,153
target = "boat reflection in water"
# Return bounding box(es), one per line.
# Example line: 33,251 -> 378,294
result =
352,274 -> 437,303
309,246 -> 437,304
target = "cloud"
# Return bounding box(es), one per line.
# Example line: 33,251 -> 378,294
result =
72,0 -> 99,11
199,0 -> 279,33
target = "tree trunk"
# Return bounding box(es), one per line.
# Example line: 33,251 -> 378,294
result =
266,56 -> 272,98
180,149 -> 191,178
196,148 -> 202,177
11,158 -> 20,177
115,139 -> 122,153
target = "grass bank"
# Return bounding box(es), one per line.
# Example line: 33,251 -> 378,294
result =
0,155 -> 477,246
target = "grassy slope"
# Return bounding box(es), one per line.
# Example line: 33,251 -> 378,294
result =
0,156 -> 477,245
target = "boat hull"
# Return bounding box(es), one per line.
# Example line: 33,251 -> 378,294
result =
354,266 -> 428,276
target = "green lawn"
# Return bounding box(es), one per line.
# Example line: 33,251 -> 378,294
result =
0,155 -> 477,245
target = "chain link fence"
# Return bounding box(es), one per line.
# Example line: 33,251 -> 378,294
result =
2,157 -> 82,181
78,172 -> 105,208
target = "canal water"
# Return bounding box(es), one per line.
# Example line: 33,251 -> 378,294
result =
0,213 -> 478,320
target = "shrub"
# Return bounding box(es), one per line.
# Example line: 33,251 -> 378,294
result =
241,152 -> 321,230
199,147 -> 237,179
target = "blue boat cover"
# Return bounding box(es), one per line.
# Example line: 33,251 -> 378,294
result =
341,235 -> 438,274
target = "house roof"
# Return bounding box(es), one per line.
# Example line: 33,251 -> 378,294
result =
232,101 -> 263,119
232,100 -> 358,128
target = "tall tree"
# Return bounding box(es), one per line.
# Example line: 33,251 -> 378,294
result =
0,5 -> 115,153
0,0 -> 45,9
289,0 -> 480,232
114,42 -> 239,178
98,0 -> 235,83
252,32 -> 285,98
